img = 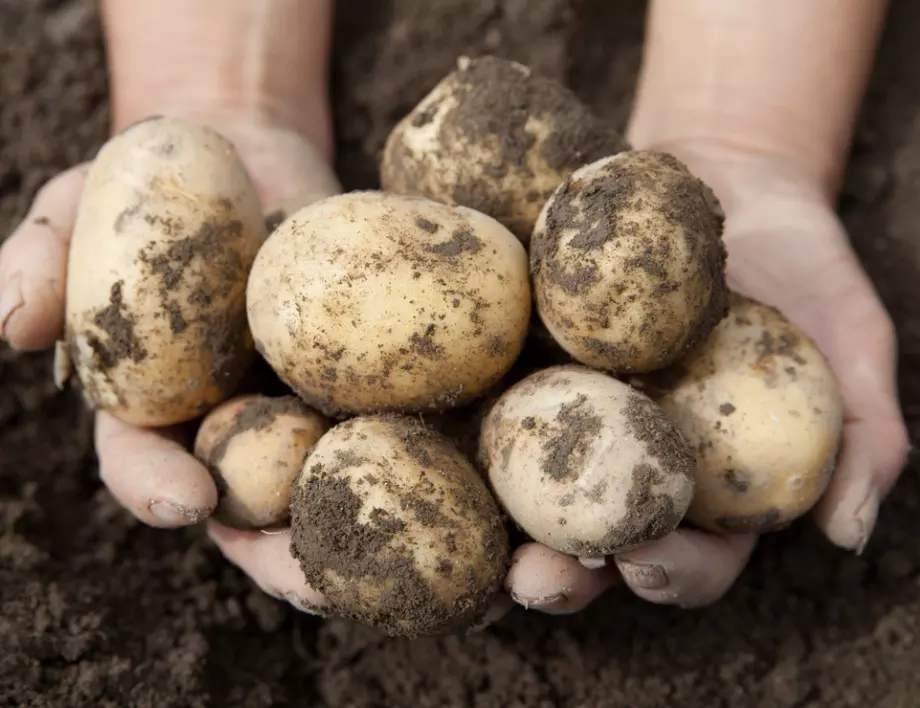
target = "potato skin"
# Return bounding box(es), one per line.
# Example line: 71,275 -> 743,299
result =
645,293 -> 844,534
380,55 -> 626,244
479,364 -> 696,559
247,190 -> 531,417
531,151 -> 729,375
290,414 -> 509,638
63,116 -> 267,426
194,394 -> 329,530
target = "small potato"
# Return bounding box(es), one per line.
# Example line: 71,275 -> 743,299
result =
531,151 -> 729,375
61,116 -> 267,426
247,190 -> 531,417
644,293 -> 844,535
479,364 -> 695,565
194,395 -> 329,530
290,414 -> 509,638
380,55 -> 626,244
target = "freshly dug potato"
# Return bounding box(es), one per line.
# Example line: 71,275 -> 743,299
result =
290,414 -> 509,638
380,55 -> 626,244
247,190 -> 531,417
479,364 -> 695,566
58,116 -> 267,426
644,293 -> 844,534
530,151 -> 729,375
194,394 -> 329,530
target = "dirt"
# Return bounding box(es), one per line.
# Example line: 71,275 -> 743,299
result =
6,0 -> 920,705
89,281 -> 147,368
539,393 -> 603,482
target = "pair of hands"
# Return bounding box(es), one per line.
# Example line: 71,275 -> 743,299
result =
0,112 -> 908,622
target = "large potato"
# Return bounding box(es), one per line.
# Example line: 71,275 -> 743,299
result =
380,55 -> 626,245
60,116 -> 267,426
194,394 -> 329,530
531,151 -> 729,374
247,190 -> 531,417
479,364 -> 696,565
290,414 -> 509,638
643,293 -> 844,534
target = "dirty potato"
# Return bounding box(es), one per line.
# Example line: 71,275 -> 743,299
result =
247,190 -> 531,417
380,55 -> 626,244
644,293 -> 844,535
59,116 -> 267,426
530,151 -> 729,375
479,364 -> 696,566
290,414 -> 509,638
194,394 -> 329,530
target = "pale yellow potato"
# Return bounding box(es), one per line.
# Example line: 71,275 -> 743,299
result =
247,190 -> 531,417
479,364 -> 696,565
531,151 -> 729,375
290,414 -> 509,638
646,293 -> 844,534
60,116 -> 267,426
380,55 -> 626,245
194,394 -> 329,530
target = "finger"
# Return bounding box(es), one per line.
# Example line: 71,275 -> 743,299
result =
0,164 -> 88,350
810,301 -> 909,552
95,411 -> 217,528
505,543 -> 620,615
614,528 -> 757,608
813,415 -> 908,554
207,521 -> 327,615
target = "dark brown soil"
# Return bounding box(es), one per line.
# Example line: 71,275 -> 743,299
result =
5,0 -> 920,705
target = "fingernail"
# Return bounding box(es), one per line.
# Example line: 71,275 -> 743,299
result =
0,274 -> 24,342
284,593 -> 326,616
149,500 -> 212,526
617,560 -> 669,590
510,590 -> 566,611
837,485 -> 880,555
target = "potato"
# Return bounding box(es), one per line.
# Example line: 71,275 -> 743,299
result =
290,414 -> 509,638
530,151 -> 729,375
194,394 -> 329,530
380,55 -> 626,245
247,190 -> 531,417
479,364 -> 695,566
644,293 -> 844,534
58,116 -> 267,426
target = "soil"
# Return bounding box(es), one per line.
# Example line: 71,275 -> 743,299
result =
6,0 -> 920,706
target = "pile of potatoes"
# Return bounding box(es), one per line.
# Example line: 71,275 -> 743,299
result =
53,56 -> 844,639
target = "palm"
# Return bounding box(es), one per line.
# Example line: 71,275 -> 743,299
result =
721,180 -> 906,551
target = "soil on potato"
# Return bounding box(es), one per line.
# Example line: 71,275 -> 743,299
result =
4,0 -> 920,706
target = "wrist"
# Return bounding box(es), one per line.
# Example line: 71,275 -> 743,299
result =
628,0 -> 887,206
633,138 -> 833,217
101,0 -> 333,161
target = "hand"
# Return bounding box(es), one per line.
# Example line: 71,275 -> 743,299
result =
510,142 -> 908,613
0,112 -> 341,613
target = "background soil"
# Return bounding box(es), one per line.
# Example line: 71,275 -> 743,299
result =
3,0 -> 920,706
